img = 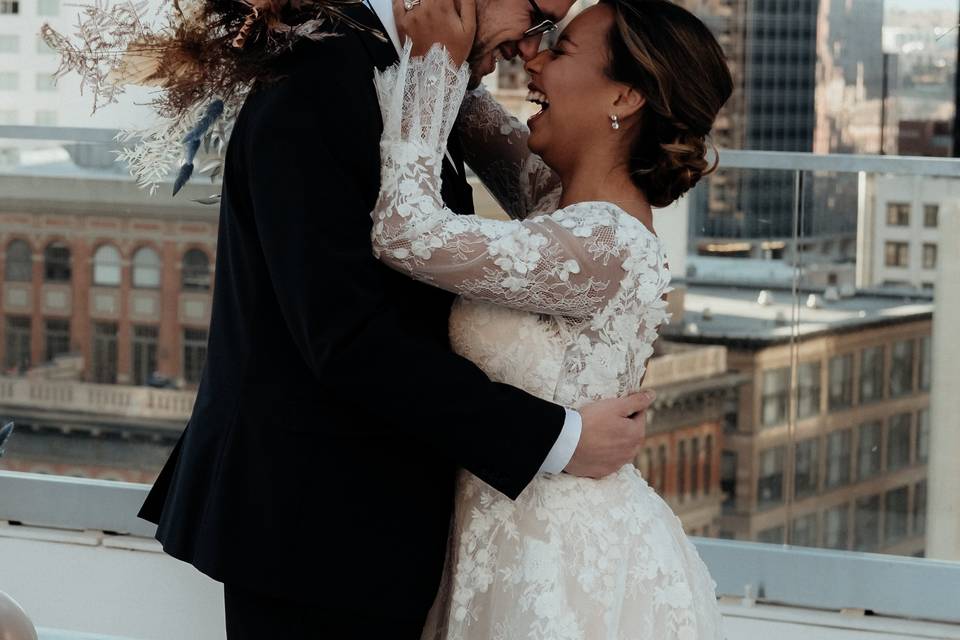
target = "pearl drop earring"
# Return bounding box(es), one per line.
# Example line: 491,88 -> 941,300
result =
610,114 -> 620,130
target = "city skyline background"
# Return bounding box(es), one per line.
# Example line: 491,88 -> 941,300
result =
1,0 -> 959,570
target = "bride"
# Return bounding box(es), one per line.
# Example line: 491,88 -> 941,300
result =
371,0 -> 733,637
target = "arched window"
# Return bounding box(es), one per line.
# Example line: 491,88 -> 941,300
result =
44,242 -> 71,282
5,239 -> 32,282
182,249 -> 210,291
132,246 -> 161,288
92,244 -> 122,286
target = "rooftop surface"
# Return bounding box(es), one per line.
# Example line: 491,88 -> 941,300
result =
666,283 -> 933,346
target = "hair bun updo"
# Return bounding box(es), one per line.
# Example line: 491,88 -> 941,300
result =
602,0 -> 733,208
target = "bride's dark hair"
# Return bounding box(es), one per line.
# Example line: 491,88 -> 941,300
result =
601,0 -> 733,208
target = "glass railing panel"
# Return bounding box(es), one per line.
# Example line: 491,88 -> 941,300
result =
654,157 -> 960,570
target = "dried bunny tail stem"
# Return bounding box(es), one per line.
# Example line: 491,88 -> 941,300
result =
43,0 -> 381,195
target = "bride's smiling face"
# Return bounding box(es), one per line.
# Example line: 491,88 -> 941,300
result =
523,4 -> 623,166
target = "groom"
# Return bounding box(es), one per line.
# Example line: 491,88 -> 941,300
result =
138,0 -> 654,636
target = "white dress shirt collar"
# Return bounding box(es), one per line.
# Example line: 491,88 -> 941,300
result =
366,0 -> 403,53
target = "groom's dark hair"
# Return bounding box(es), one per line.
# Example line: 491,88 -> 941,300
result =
602,0 -> 733,208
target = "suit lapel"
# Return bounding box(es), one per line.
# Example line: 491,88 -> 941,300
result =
345,3 -> 399,70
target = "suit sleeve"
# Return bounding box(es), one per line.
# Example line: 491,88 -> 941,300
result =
240,44 -> 564,500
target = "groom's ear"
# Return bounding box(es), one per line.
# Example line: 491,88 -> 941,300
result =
613,87 -> 645,119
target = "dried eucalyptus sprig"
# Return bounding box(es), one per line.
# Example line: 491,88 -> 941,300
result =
40,0 -> 161,114
115,98 -> 237,195
42,0 -> 380,197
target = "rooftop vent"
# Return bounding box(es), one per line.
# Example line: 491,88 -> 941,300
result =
806,294 -> 822,309
757,290 -> 774,306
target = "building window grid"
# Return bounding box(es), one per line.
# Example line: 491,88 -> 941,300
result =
182,249 -> 211,291
884,241 -> 909,268
44,318 -> 70,362
796,361 -> 821,418
0,71 -> 18,90
884,486 -> 909,545
91,322 -> 118,384
889,339 -> 915,398
43,243 -> 71,282
919,336 -> 932,392
859,346 -> 884,404
0,35 -> 20,53
704,435 -> 713,497
761,367 -> 789,427
757,446 -> 785,510
913,481 -> 927,537
922,243 -> 937,270
677,440 -> 687,502
857,421 -> 883,481
36,36 -> 57,55
794,437 -> 819,499
757,525 -> 784,544
885,202 -> 910,226
791,512 -> 818,547
92,245 -> 122,287
824,502 -> 850,550
825,428 -> 852,489
132,325 -> 159,386
37,0 -> 59,15
183,328 -> 208,385
690,438 -> 700,499
923,204 -> 938,228
828,354 -> 853,410
35,73 -> 56,91
853,494 -> 880,552
5,239 -> 33,282
0,0 -> 18,14
34,110 -> 57,126
3,316 -> 31,373
132,246 -> 161,289
917,409 -> 930,465
886,413 -> 912,472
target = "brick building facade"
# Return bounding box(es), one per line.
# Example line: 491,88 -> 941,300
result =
0,173 -> 217,388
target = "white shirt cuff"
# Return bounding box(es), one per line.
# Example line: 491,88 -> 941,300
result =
538,408 -> 582,474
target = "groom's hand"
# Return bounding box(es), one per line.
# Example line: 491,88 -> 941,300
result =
564,391 -> 655,479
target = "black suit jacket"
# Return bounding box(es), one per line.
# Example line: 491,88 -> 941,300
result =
138,6 -> 565,617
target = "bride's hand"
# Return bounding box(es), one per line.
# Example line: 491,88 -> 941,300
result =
394,0 -> 476,66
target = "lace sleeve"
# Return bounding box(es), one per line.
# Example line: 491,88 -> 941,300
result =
457,85 -> 562,219
372,44 -> 661,318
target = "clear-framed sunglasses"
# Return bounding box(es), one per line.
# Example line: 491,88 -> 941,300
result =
522,0 -> 559,39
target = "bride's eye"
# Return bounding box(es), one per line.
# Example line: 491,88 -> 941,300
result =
549,47 -> 565,56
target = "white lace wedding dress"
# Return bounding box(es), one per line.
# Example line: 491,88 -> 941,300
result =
371,43 -> 724,640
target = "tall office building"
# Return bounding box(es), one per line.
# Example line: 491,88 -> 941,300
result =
684,0 -> 887,255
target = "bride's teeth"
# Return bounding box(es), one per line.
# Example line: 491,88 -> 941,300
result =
525,90 -> 550,107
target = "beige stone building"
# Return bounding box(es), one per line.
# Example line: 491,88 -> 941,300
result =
666,283 -> 932,556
